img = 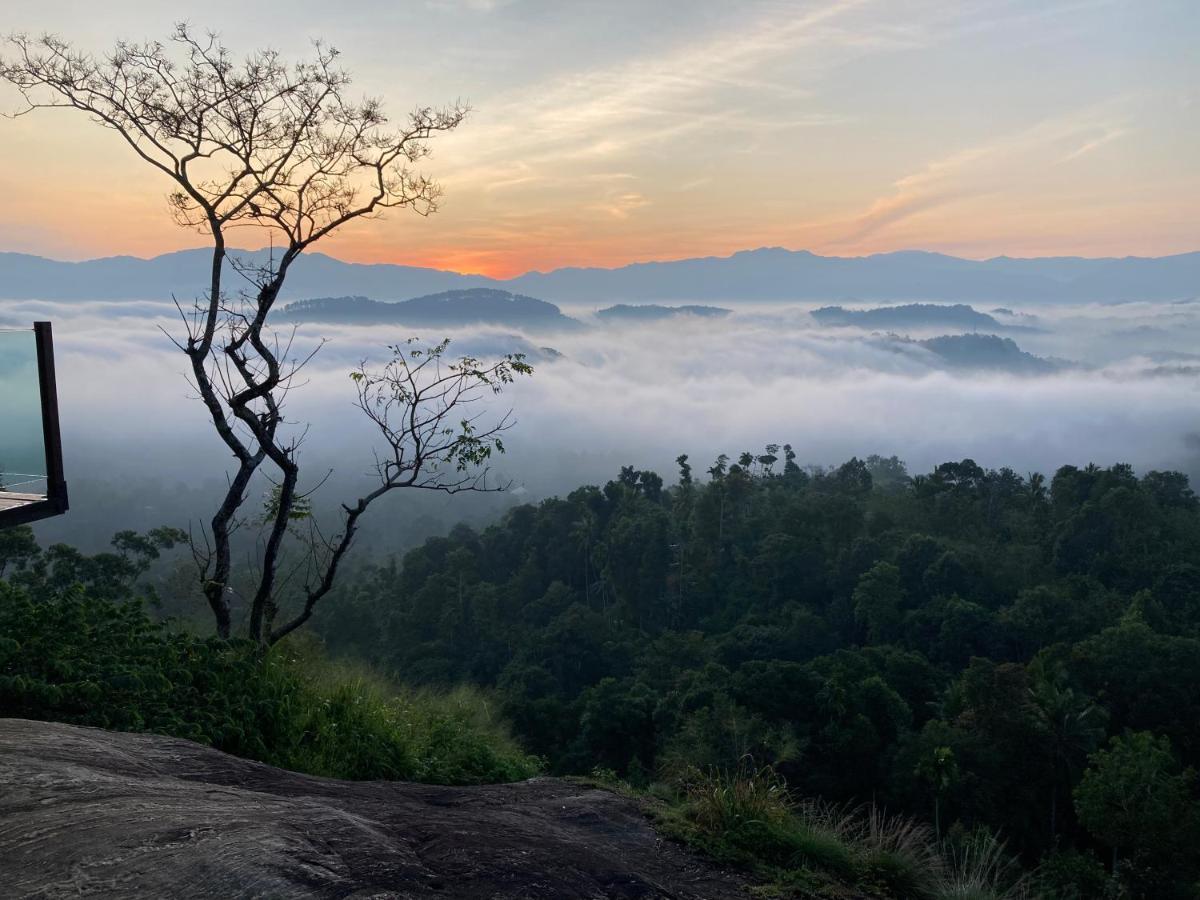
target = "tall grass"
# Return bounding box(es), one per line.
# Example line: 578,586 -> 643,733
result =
856,805 -> 944,899
936,831 -> 1030,900
669,761 -> 1026,900
0,583 -> 539,785
681,761 -> 857,878
275,648 -> 540,784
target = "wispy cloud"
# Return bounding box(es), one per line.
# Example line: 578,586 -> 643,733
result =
829,98 -> 1139,248
444,0 -> 901,186
424,0 -> 518,12
592,191 -> 651,220
1058,127 -> 1129,163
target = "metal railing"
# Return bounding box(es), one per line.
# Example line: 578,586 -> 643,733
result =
0,322 -> 68,527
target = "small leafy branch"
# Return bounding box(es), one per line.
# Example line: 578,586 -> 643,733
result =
268,339 -> 531,643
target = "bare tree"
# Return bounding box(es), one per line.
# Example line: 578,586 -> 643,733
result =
1,26 -> 531,644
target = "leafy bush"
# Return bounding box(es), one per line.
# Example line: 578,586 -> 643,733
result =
1034,849 -> 1114,900
0,579 -> 538,785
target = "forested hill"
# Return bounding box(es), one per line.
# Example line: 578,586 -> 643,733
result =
811,303 -> 1039,333
595,303 -> 731,322
916,333 -> 1064,373
279,288 -> 581,330
317,453 -> 1200,894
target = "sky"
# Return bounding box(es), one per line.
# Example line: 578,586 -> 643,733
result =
1,0 -> 1197,276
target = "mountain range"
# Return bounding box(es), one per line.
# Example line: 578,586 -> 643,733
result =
2,247 -> 1196,304
278,290 -> 581,330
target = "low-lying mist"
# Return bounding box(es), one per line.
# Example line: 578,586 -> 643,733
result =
8,295 -> 1200,554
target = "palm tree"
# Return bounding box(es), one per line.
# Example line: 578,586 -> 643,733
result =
915,745 -> 959,841
570,511 -> 597,607
1030,663 -> 1108,839
1027,471 -> 1047,505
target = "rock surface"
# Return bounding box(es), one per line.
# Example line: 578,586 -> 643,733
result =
0,719 -> 748,899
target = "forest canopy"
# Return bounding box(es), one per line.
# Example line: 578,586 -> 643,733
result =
306,451 -> 1200,895
5,451 -> 1200,897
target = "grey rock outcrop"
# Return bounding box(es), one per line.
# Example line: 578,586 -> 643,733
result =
0,719 -> 747,899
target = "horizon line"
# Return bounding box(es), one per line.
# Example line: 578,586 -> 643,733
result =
3,244 -> 1198,280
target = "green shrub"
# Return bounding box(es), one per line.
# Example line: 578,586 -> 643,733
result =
1034,849 -> 1114,900
0,580 -> 538,784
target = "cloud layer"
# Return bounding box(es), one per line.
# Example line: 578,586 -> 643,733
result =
8,296 -> 1200,554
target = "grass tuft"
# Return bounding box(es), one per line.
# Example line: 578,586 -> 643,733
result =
857,805 -> 943,899
936,830 -> 1029,900
659,762 -> 1027,900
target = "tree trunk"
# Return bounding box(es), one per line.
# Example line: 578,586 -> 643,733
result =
1049,781 -> 1057,841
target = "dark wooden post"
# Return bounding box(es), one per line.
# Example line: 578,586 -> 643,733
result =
34,321 -> 68,516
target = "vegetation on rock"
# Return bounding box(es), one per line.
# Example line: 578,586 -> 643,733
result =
0,539 -> 537,785
5,450 -> 1200,896
312,452 -> 1200,897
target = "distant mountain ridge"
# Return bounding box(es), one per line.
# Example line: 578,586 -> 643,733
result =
913,333 -> 1065,374
1,246 -> 1197,304
508,247 -> 1199,303
0,249 -> 487,303
812,303 -> 1040,333
595,304 -> 731,322
279,289 -> 580,330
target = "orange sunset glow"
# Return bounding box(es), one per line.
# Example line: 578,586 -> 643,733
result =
1,0 -> 1196,275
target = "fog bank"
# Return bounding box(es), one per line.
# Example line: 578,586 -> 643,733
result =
7,297 -> 1200,551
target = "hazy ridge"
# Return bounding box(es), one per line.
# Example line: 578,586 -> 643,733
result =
3,246 -> 1197,304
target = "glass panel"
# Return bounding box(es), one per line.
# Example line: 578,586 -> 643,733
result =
0,328 -> 47,502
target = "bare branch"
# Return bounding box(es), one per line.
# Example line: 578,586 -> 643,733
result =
1,26 -> 517,646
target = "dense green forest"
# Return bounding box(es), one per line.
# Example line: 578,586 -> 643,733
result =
312,451 -> 1200,896
4,451 -> 1200,897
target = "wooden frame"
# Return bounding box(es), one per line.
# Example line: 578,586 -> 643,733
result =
0,321 -> 68,527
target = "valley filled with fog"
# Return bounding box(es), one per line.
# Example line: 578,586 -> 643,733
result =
4,5 -> 1199,893
6,287 -> 1200,554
